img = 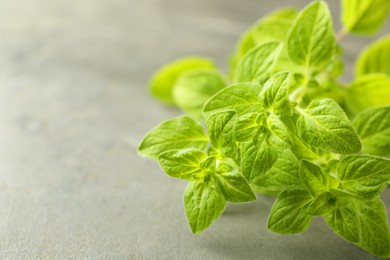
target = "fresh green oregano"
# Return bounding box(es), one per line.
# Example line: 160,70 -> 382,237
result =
139,0 -> 390,258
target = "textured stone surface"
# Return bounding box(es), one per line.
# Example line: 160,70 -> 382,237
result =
0,0 -> 389,259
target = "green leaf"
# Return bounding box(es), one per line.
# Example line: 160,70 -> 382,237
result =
203,83 -> 262,117
338,155 -> 390,199
356,35 -> 390,77
150,57 -> 215,104
346,73 -> 390,114
287,1 -> 335,68
267,114 -> 293,146
306,192 -> 335,216
138,116 -> 208,159
325,198 -> 390,258
184,181 -> 226,234
235,8 -> 298,59
353,106 -> 390,156
268,188 -> 313,234
240,137 -> 278,183
216,171 -> 256,202
157,148 -> 207,180
172,69 -> 226,118
233,112 -> 265,142
300,160 -> 334,196
341,0 -> 390,35
297,98 -> 361,154
206,110 -> 236,149
254,149 -> 301,195
233,41 -> 283,84
260,71 -> 291,115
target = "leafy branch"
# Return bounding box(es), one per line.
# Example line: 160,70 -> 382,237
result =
139,0 -> 390,258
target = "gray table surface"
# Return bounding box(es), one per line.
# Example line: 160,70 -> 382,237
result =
0,0 -> 389,259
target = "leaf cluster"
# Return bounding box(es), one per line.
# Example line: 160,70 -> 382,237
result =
139,1 -> 390,258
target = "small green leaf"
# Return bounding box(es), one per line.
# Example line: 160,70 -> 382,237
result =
254,149 -> 301,195
297,98 -> 361,154
353,106 -> 390,156
203,83 -> 262,117
150,57 -> 215,104
268,188 -> 313,234
338,155 -> 390,199
240,137 -> 278,183
157,148 -> 207,180
184,181 -> 226,234
287,1 -> 335,68
233,41 -> 283,84
173,69 -> 226,118
356,35 -> 390,77
346,73 -> 390,114
325,198 -> 390,258
300,160 -> 331,196
260,71 -> 291,115
206,110 -> 236,149
341,0 -> 390,35
138,116 -> 208,159
233,112 -> 265,142
306,192 -> 335,216
216,171 -> 256,202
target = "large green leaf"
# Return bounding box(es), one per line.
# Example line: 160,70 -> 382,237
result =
338,155 -> 390,199
203,83 -> 262,117
138,116 -> 208,159
353,106 -> 390,156
173,69 -> 226,118
150,57 -> 215,104
356,35 -> 390,77
325,198 -> 390,258
297,99 -> 361,154
184,181 -> 226,234
268,188 -> 313,234
341,0 -> 390,35
287,1 -> 335,68
346,73 -> 390,114
235,8 -> 298,59
233,41 -> 283,84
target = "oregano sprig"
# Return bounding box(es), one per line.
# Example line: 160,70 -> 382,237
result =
139,0 -> 390,258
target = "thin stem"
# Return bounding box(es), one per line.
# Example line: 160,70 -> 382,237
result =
336,28 -> 347,43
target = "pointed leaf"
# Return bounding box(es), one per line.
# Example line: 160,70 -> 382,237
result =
268,188 -> 313,234
353,106 -> 390,156
184,181 -> 226,234
338,155 -> 390,199
287,1 -> 335,68
233,41 -> 283,84
297,99 -> 361,154
203,83 -> 262,117
138,116 -> 208,159
341,0 -> 390,35
158,148 -> 207,180
216,171 -> 256,202
325,198 -> 390,258
356,35 -> 390,77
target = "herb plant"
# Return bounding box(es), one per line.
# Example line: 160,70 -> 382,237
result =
138,1 -> 390,258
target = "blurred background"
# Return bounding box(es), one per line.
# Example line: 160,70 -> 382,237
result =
0,0 -> 388,259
